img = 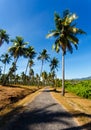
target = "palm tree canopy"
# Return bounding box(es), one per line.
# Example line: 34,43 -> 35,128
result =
38,49 -> 50,62
0,53 -> 11,64
50,57 -> 59,72
29,68 -> 34,77
46,10 -> 86,54
24,46 -> 36,59
8,36 -> 28,59
41,71 -> 47,80
0,29 -> 9,46
29,59 -> 34,68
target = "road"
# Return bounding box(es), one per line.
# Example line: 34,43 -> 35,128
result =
3,88 -> 80,130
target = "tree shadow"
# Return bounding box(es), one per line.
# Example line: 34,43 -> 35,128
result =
1,102 -> 91,130
61,122 -> 91,130
0,87 -> 91,130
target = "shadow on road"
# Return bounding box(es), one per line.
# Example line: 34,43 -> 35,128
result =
0,102 -> 91,130
0,90 -> 91,130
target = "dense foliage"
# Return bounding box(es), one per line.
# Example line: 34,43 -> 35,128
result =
65,80 -> 91,99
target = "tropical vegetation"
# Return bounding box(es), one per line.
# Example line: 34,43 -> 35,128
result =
0,10 -> 90,101
46,10 -> 86,96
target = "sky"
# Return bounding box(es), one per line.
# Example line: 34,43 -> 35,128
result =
0,0 -> 90,79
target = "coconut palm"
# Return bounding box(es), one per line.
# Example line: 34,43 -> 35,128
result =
2,36 -> 28,85
29,60 -> 34,79
0,53 -> 11,74
29,59 -> 34,69
47,10 -> 86,96
24,46 -> 36,75
50,57 -> 59,73
37,49 -> 50,77
50,57 -> 59,89
9,36 -> 28,64
29,68 -> 34,78
0,29 -> 9,46
41,71 -> 48,85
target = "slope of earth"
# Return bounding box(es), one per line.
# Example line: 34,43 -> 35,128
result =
0,85 -> 39,127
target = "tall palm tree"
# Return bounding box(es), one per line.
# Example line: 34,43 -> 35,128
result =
37,49 -> 50,77
2,36 -> 28,85
29,59 -> 34,69
0,29 -> 9,46
29,68 -> 34,78
47,10 -> 86,96
50,57 -> 59,73
9,36 -> 28,64
24,46 -> 36,75
0,53 -> 11,74
50,57 -> 59,89
41,71 -> 48,86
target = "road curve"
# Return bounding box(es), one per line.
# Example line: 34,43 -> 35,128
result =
3,88 -> 80,130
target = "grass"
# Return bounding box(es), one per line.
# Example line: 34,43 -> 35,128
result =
50,88 -> 91,126
65,80 -> 91,99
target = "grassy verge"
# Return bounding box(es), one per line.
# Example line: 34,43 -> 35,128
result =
50,88 -> 91,126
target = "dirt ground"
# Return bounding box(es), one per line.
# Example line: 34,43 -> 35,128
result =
0,86 -> 91,128
51,88 -> 91,126
0,85 -> 37,115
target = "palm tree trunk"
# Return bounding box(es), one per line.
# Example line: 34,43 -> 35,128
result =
61,51 -> 65,96
40,60 -> 43,78
3,63 -> 6,75
25,59 -> 29,75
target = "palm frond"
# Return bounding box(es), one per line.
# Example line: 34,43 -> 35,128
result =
46,31 -> 59,38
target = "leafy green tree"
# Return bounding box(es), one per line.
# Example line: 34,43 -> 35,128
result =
21,72 -> 26,84
50,57 -> 59,90
29,68 -> 34,79
0,53 -> 11,74
50,57 -> 59,73
9,36 -> 28,64
41,71 -> 48,86
3,36 -> 28,85
37,49 -> 50,78
47,10 -> 86,96
24,46 -> 36,75
0,29 -> 9,46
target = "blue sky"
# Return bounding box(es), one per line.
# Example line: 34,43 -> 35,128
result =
0,0 -> 90,79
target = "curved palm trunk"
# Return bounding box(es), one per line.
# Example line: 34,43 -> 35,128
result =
2,57 -> 18,85
40,60 -> 43,78
3,63 -> 6,74
61,51 -> 65,96
14,57 -> 18,84
25,59 -> 29,75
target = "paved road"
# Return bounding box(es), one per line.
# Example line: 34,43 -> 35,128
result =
3,88 -> 80,130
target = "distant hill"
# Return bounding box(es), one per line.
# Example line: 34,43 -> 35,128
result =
73,76 -> 91,80
81,76 -> 91,80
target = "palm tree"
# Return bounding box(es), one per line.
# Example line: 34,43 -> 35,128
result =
24,46 -> 36,75
2,36 -> 28,85
50,57 -> 59,73
21,72 -> 26,84
0,29 -> 9,46
47,10 -> 86,96
41,71 -> 48,86
29,59 -> 34,69
29,68 -> 34,78
9,36 -> 28,65
37,49 -> 50,78
0,53 -> 11,74
50,57 -> 59,90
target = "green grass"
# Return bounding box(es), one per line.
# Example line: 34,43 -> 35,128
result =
65,80 -> 91,99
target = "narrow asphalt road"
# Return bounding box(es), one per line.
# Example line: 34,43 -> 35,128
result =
3,88 -> 80,130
